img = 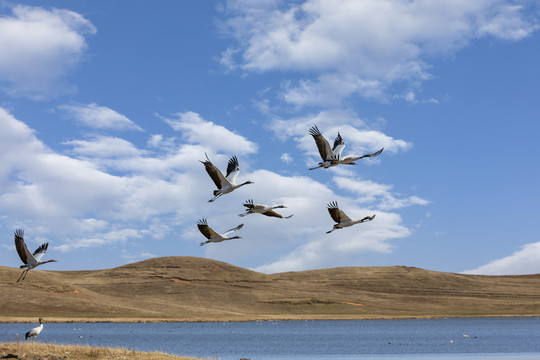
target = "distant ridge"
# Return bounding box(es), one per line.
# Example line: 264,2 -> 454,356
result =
1,256 -> 540,322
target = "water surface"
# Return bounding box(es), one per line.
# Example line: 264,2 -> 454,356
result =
2,317 -> 540,359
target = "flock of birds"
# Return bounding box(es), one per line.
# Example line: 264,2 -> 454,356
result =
196,125 -> 383,243
11,125 -> 383,340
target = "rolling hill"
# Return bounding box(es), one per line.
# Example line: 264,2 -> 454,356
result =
1,256 -> 540,322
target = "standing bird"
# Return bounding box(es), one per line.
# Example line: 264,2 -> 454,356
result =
200,154 -> 254,202
308,125 -> 384,170
325,201 -> 376,234
25,318 -> 44,340
197,219 -> 244,246
239,199 -> 294,219
14,229 -> 57,283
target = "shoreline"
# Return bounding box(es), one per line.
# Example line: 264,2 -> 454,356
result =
2,313 -> 539,323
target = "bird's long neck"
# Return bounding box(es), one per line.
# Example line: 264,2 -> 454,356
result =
39,259 -> 57,265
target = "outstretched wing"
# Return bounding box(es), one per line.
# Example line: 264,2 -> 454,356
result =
358,147 -> 384,160
327,201 -> 351,223
309,126 -> 334,161
32,242 -> 49,261
332,132 -> 345,159
226,156 -> 240,183
200,153 -> 228,190
243,199 -> 255,209
223,223 -> 244,236
197,219 -> 220,239
262,209 -> 284,218
14,229 -> 35,265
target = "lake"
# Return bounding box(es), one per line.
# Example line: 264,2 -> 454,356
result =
1,317 -> 540,359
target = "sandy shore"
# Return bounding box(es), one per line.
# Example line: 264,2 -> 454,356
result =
2,313 -> 539,323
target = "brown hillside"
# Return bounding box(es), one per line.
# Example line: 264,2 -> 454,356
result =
1,256 -> 540,322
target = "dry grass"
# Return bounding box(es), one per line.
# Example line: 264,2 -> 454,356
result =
0,342 -> 204,360
1,256 -> 540,322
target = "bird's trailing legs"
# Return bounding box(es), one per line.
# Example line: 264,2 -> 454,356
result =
16,269 -> 29,283
208,193 -> 223,202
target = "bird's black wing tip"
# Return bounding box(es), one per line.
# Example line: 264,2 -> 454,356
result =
308,125 -> 321,136
327,201 -> 338,209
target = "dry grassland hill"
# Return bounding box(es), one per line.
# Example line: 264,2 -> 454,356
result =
1,256 -> 540,322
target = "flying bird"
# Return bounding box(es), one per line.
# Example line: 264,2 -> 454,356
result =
325,201 -> 376,234
200,154 -> 253,202
308,125 -> 344,170
308,125 -> 384,170
14,229 -> 57,283
239,199 -> 294,219
197,218 -> 244,246
25,318 -> 44,340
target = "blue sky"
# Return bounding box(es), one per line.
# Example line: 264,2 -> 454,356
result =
1,0 -> 539,275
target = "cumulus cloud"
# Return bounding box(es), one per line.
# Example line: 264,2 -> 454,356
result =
161,111 -> 258,155
0,4 -> 96,98
0,107 -> 201,254
64,136 -> 144,158
462,242 -> 540,275
220,0 -> 538,105
0,106 -> 426,272
58,103 -> 143,131
334,177 -> 429,210
280,153 -> 293,164
269,109 -> 412,166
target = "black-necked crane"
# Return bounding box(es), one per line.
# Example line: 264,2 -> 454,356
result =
14,229 -> 57,283
25,318 -> 44,340
308,125 -> 384,170
197,218 -> 244,246
308,125 -> 344,170
325,201 -> 376,234
200,153 -> 253,202
239,199 -> 294,219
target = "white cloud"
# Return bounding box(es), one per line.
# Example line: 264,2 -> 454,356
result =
334,177 -> 429,210
0,4 -> 96,98
194,168 -> 420,273
59,103 -> 143,131
161,111 -> 258,155
280,153 -> 293,164
221,0 -> 538,105
1,106 -> 426,273
462,242 -> 540,275
64,136 -> 144,158
55,228 -> 142,252
269,110 -> 412,165
0,107 -> 197,250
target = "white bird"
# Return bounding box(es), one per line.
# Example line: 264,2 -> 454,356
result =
325,201 -> 376,234
239,199 -> 294,219
197,218 -> 244,246
200,154 -> 254,202
14,229 -> 57,283
25,318 -> 44,340
308,125 -> 384,170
